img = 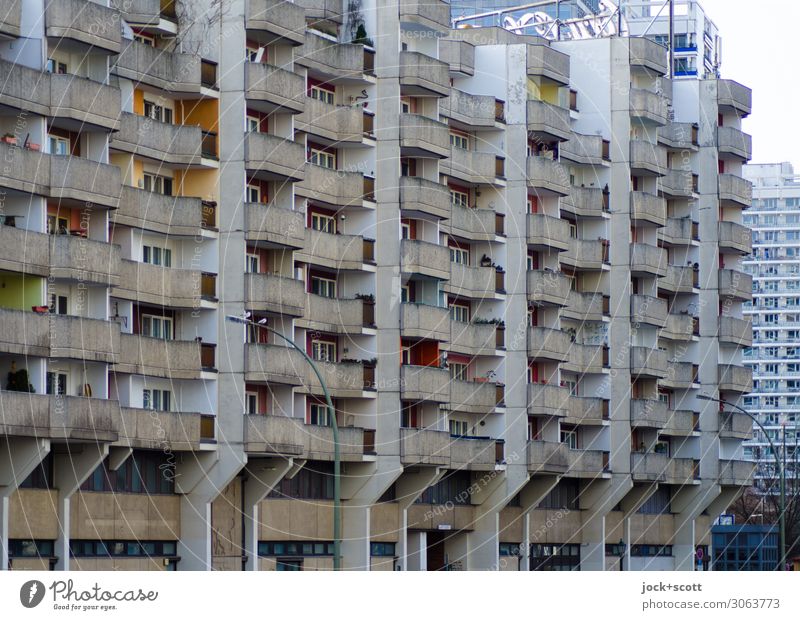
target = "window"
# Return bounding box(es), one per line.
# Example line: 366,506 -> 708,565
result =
401,221 -> 411,239
560,426 -> 578,449
142,245 -> 172,267
309,84 -> 335,105
268,463 -> 335,499
247,116 -> 261,133
311,340 -> 336,362
530,544 -> 580,571
370,542 -> 396,557
47,215 -> 69,235
449,132 -> 469,150
8,539 -> 55,559
311,276 -> 337,298
311,212 -> 336,233
143,100 -> 173,123
245,392 -> 258,415
450,188 -> 469,208
143,388 -> 171,412
46,371 -> 67,396
46,58 -> 67,74
133,32 -> 156,46
141,314 -> 173,340
245,45 -> 263,62
400,97 -> 412,114
259,541 -> 334,557
449,419 -> 469,437
81,451 -> 176,495
308,403 -> 331,426
309,148 -> 335,169
450,247 -> 469,265
49,135 -> 69,156
246,253 -> 260,273
450,303 -> 469,323
246,184 -> 261,203
415,471 -> 471,505
143,173 -> 173,196
449,362 -> 468,382
48,294 -> 68,315
70,540 -> 177,559
401,285 -> 410,303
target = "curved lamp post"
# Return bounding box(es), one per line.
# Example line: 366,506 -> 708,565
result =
226,314 -> 341,570
698,393 -> 786,571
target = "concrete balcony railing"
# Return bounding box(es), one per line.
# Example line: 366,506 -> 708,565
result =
401,303 -> 449,342
400,239 -> 450,280
719,316 -> 752,347
0,58 -> 48,115
630,399 -> 668,429
49,155 -> 122,209
630,88 -> 668,125
661,361 -> 698,389
49,234 -> 120,286
0,224 -> 50,277
302,359 -> 376,397
439,39 -> 474,76
110,0 -> 177,24
450,321 -> 500,356
118,407 -> 215,451
631,294 -> 668,327
0,391 -> 119,442
294,0 -> 343,23
245,62 -> 305,114
659,217 -> 697,246
658,122 -> 699,150
399,113 -> 450,158
447,263 -> 502,298
114,39 -> 200,93
629,37 -> 668,75
658,169 -> 696,199
296,165 -> 368,206
631,452 -> 698,484
662,409 -> 698,436
245,0 -> 306,46
117,334 -> 213,380
526,214 -> 570,251
719,174 -> 753,208
113,112 -> 203,166
46,0 -> 121,53
527,326 -> 570,362
630,191 -> 667,226
245,344 -> 304,386
449,436 -> 503,470
0,309 -> 50,357
561,186 -> 608,218
526,43 -> 569,85
296,96 -> 363,142
526,99 -> 571,141
450,379 -> 504,414
717,126 -> 752,161
718,221 -> 752,255
115,259 -> 216,308
298,228 -> 373,271
661,313 -> 696,341
244,203 -> 304,248
244,273 -> 305,317
561,291 -> 607,322
399,51 -> 450,97
568,449 -> 610,477
50,315 -> 120,364
560,133 -> 609,166
399,0 -> 451,32
718,364 -> 753,394
566,396 -> 609,425
629,346 -> 668,379
527,270 -> 571,307
440,148 -> 502,184
296,33 -> 373,79
116,187 -> 208,237
445,206 -> 503,241
719,411 -> 753,440
563,343 -> 608,375
244,132 -> 305,181
300,295 -> 375,334
0,141 -> 49,196
526,155 -> 570,196
400,365 -> 449,403
441,90 -> 498,128
630,140 -> 667,176
50,73 -> 121,131
719,269 -> 753,301
527,440 -> 570,474
0,0 -> 20,38
629,243 -> 667,277
718,459 -> 755,486
528,383 -> 570,417
717,80 -> 752,117
659,264 -> 697,293
400,177 -> 450,220
398,428 -> 451,466
561,239 -> 609,270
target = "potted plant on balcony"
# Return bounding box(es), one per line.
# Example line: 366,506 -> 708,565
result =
2,133 -> 17,146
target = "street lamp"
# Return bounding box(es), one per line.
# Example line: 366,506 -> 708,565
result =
698,393 -> 786,571
226,314 -> 342,570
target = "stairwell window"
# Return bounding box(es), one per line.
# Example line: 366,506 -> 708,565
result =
143,388 -> 171,412
143,245 -> 172,267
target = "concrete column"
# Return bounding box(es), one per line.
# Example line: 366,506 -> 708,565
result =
580,476 -> 632,570
672,483 -> 720,571
406,531 -> 426,571
395,467 -> 444,571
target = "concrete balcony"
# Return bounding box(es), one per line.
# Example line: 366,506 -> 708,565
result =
110,0 -> 177,25
658,122 -> 699,150
445,206 -> 503,241
629,37 -> 668,75
718,364 -> 753,394
629,346 -> 668,379
446,263 -> 502,299
0,0 -> 20,38
526,156 -> 570,196
400,0 -> 451,32
561,291 -> 607,322
561,133 -> 609,166
401,303 -> 449,341
527,270 -> 571,307
719,411 -> 753,440
630,88 -> 668,125
0,391 -> 119,442
450,321 -> 501,357
295,0 -> 343,23
566,396 -> 608,425
528,383 -> 570,417
400,239 -> 450,280
115,259 -> 216,308
299,295 -> 375,334
450,380 -> 504,414
658,169 -> 696,199
719,316 -> 752,347
526,214 -> 570,251
527,440 -> 569,474
116,187 -> 207,237
561,239 -> 609,270
244,273 -> 305,317
0,141 -> 49,196
563,343 -> 608,375
0,59 -> 48,115
630,399 -> 668,429
661,313 -> 696,341
718,459 -> 755,486
439,39 -> 474,76
658,265 -> 697,294
661,361 -> 698,389
441,90 -> 498,128
298,228 -> 373,271
0,309 -> 49,357
659,217 -> 697,246
527,326 -> 570,362
400,365 -> 449,403
0,225 -> 49,277
568,449 -> 609,478
49,234 -> 120,286
399,114 -> 450,158
526,43 -> 569,85
526,100 -> 571,141
399,51 -> 450,97
717,126 -> 752,161
114,39 -> 200,94
50,156 -> 121,210
296,33 -> 373,80
119,407 -> 215,451
561,187 -> 608,218
117,334 -> 213,380
630,140 -> 667,176
631,453 -> 698,485
718,174 -> 753,208
245,62 -> 305,114
50,315 -> 120,364
631,294 -> 668,327
244,132 -> 305,182
113,112 -> 203,166
631,191 -> 667,226
400,177 -> 450,220
450,436 -> 503,470
629,243 -> 667,277
662,409 -> 698,436
441,148 -> 502,185
718,221 -> 752,255
50,73 -> 121,131
719,269 -> 753,301
296,96 -> 363,142
398,428 -> 450,466
244,203 -> 304,248
717,80 -> 752,117
46,0 -> 121,53
245,0 -> 306,46
296,165 -> 368,206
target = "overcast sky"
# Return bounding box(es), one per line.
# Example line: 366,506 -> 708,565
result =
699,0 -> 800,167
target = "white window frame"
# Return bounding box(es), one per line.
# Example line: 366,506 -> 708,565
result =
46,371 -> 68,395
245,391 -> 259,415
309,148 -> 336,169
143,388 -> 172,412
142,314 -> 173,340
246,253 -> 260,274
450,189 -> 469,208
310,85 -> 335,105
450,303 -> 469,323
449,419 -> 469,437
246,116 -> 261,133
49,135 -> 69,156
311,276 -> 337,298
311,340 -> 336,363
449,132 -> 469,150
449,362 -> 468,382
308,402 -> 331,426
311,212 -> 336,234
450,247 -> 469,265
142,245 -> 172,267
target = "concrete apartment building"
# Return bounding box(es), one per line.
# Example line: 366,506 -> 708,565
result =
742,163 -> 800,496
0,0 -> 753,571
